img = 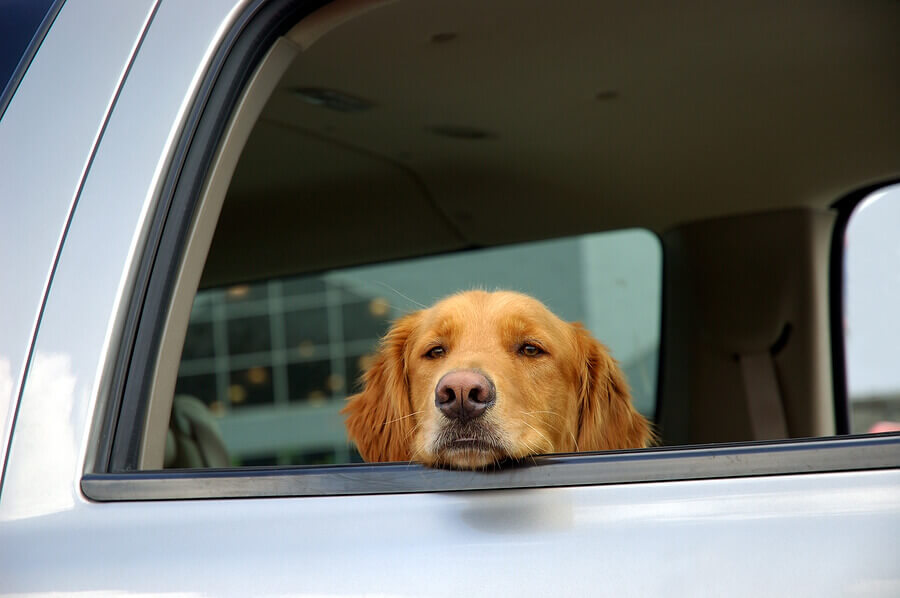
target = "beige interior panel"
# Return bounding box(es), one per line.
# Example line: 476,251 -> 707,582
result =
141,40 -> 302,468
658,208 -> 836,444
202,119 -> 464,287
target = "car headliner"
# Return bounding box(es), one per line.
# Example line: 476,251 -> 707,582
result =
201,0 -> 900,286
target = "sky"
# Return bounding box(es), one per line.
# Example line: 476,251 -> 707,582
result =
844,183 -> 900,399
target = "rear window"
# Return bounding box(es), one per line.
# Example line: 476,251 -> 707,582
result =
844,183 -> 900,434
175,230 -> 662,466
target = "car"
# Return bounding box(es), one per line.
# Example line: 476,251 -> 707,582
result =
1,0 -> 899,596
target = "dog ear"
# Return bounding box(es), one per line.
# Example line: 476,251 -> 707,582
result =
342,311 -> 422,462
572,323 -> 653,451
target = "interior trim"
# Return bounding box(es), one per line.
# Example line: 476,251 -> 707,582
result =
83,434 -> 900,501
140,39 -> 302,470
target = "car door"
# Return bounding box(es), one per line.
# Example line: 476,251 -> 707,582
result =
2,1 -> 899,596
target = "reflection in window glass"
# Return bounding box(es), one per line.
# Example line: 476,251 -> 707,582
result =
844,184 -> 900,433
226,315 -> 271,355
284,307 -> 329,347
174,229 -> 662,466
181,321 -> 214,360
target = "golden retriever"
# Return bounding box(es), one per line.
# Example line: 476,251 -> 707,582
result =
342,290 -> 652,469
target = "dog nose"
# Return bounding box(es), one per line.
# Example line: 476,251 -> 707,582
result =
435,370 -> 496,421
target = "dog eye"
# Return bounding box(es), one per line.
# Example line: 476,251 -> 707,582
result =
519,343 -> 544,357
425,346 -> 446,359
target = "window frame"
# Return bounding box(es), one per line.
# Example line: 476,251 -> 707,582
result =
87,0 -> 900,499
94,0 -> 332,474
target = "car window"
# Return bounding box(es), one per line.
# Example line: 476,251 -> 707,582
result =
174,230 -> 661,467
0,0 -> 60,118
844,183 -> 900,434
84,0 -> 900,500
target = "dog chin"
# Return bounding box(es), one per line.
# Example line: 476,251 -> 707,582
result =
434,448 -> 504,469
428,435 -> 507,469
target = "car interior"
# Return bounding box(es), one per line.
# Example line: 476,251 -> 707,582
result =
140,0 -> 900,470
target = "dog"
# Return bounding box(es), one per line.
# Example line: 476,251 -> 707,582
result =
342,290 -> 652,469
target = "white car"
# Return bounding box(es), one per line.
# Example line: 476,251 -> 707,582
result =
2,1 -> 899,596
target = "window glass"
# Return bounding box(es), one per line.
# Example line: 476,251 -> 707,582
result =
0,0 -> 58,110
844,183 -> 900,434
173,230 -> 662,466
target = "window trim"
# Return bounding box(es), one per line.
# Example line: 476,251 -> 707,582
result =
83,434 -> 900,501
95,0 -> 331,473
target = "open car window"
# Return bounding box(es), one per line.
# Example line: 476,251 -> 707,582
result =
81,0 -> 900,500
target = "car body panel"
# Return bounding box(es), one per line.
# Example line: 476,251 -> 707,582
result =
0,0 -> 247,510
0,1 -> 898,596
0,0 -> 157,478
2,469 -> 899,596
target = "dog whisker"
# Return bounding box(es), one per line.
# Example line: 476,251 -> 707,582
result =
403,418 -> 425,441
407,444 -> 425,466
372,280 -> 428,310
569,429 -> 579,452
521,409 -> 568,421
384,410 -> 424,425
519,409 -> 579,452
520,420 -> 553,453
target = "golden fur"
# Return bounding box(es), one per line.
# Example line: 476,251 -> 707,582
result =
342,290 -> 652,469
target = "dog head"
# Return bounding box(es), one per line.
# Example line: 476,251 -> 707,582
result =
342,290 -> 651,468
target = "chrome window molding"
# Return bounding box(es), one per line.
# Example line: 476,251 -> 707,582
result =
82,434 -> 900,501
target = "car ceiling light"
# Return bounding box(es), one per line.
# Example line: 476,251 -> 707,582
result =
291,87 -> 375,112
595,90 -> 620,101
430,32 -> 457,43
429,125 -> 494,140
